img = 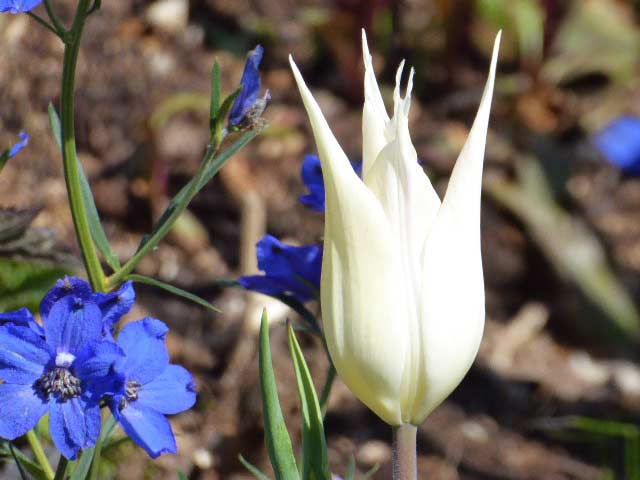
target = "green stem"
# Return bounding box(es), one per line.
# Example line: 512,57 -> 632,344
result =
26,430 -> 55,480
26,11 -> 60,36
53,456 -> 69,480
107,137 -> 223,287
393,424 -> 417,480
319,363 -> 336,417
43,0 -> 68,37
60,0 -> 105,291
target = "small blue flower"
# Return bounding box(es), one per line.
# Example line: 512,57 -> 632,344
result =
239,235 -> 322,302
229,45 -> 270,128
0,1 -> 41,14
594,116 -> 640,174
299,154 -> 362,212
2,131 -> 29,159
41,276 -> 135,337
299,154 -> 326,212
0,296 -> 124,459
108,318 -> 197,458
0,308 -> 44,336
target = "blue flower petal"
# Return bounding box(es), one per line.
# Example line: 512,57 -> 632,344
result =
0,325 -> 50,384
94,281 -> 135,334
595,116 -> 640,174
8,131 -> 30,157
116,318 -> 170,385
111,400 -> 177,458
137,365 -> 197,415
40,277 -> 93,321
299,154 -> 326,212
0,1 -> 42,14
44,296 -> 103,357
239,273 -> 314,302
229,45 -> 264,126
0,383 -> 47,440
239,235 -> 322,302
74,340 -> 125,398
49,396 -> 101,460
0,308 -> 44,336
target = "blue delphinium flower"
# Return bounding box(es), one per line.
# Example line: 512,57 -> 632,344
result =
41,276 -> 135,337
0,1 -> 42,14
299,154 -> 362,212
229,45 -> 270,128
108,318 -> 197,458
2,131 -> 30,159
0,296 -> 124,459
299,154 -> 326,212
595,116 -> 640,174
239,234 -> 322,302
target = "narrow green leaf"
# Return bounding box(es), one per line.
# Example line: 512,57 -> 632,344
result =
138,130 -> 258,252
48,103 -> 62,149
362,464 -> 379,479
0,441 -> 48,480
48,103 -> 120,271
78,164 -> 121,271
287,325 -> 331,480
127,273 -> 221,313
239,455 -> 272,480
258,310 -> 299,480
178,471 -> 189,480
344,457 -> 356,480
0,150 -> 11,174
70,447 -> 95,480
218,86 -> 243,126
8,443 -> 35,480
210,61 -> 222,130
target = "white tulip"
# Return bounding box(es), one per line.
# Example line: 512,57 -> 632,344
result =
290,31 -> 500,426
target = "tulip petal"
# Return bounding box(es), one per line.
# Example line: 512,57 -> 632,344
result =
411,32 -> 500,425
290,57 -> 410,425
361,30 -> 389,180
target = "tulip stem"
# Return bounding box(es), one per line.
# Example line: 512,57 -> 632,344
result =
393,424 -> 417,480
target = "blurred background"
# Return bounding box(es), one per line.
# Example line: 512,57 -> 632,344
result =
2,0 -> 640,478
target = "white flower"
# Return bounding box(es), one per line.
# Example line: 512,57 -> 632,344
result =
290,31 -> 500,426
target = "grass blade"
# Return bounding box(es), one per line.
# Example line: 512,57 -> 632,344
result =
259,310 -> 299,480
239,454 -> 272,480
127,274 -> 221,313
287,325 -> 331,480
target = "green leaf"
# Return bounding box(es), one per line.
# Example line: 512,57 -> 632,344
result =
48,103 -> 62,149
209,61 -> 222,130
0,259 -> 71,312
178,471 -> 189,480
362,464 -> 379,479
239,455 -> 272,480
48,104 -> 120,271
0,441 -> 48,480
71,447 -> 95,480
218,87 -> 243,126
138,130 -> 258,253
127,273 -> 221,313
287,325 -> 331,480
258,310 -> 299,480
344,457 -> 356,480
0,149 -> 11,174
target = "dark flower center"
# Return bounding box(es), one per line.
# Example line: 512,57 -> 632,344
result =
118,380 -> 142,410
37,367 -> 82,401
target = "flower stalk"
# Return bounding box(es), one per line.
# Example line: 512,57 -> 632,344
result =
59,0 -> 106,291
26,430 -> 54,480
393,424 -> 417,480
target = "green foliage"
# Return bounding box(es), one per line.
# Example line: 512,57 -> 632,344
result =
127,274 -> 221,313
288,325 -> 331,480
0,441 -> 48,480
258,310 -> 300,480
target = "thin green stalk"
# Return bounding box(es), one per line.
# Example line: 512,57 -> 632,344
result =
59,0 -> 106,291
107,138 -> 223,286
43,0 -> 67,37
26,430 -> 54,480
393,424 -> 417,480
26,12 -> 60,36
53,456 -> 69,480
319,363 -> 336,417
